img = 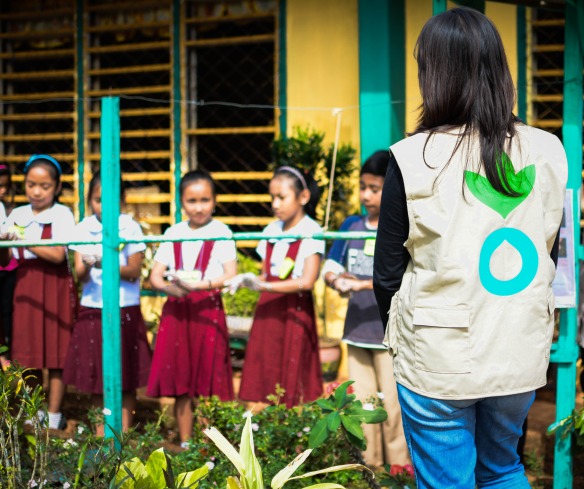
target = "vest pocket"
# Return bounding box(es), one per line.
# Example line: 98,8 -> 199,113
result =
413,306 -> 471,374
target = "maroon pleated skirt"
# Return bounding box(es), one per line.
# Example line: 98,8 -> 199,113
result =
11,258 -> 77,369
63,305 -> 152,394
146,290 -> 234,400
238,291 -> 323,408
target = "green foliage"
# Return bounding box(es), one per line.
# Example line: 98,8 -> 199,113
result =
272,126 -> 358,230
222,252 -> 262,318
548,395 -> 584,446
113,447 -> 209,489
0,349 -> 48,488
309,381 -> 387,452
204,410 -> 370,489
0,381 -> 382,489
377,464 -> 415,489
172,396 -> 368,489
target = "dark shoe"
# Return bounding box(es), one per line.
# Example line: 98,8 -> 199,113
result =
57,415 -> 67,431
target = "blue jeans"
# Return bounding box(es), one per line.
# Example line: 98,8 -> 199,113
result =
397,383 -> 534,488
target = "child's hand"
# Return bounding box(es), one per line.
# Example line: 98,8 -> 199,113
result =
82,254 -> 97,267
224,272 -> 259,294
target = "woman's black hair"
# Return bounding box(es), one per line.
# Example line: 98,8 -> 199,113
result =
413,7 -> 520,197
24,158 -> 62,202
361,150 -> 390,178
273,165 -> 321,220
179,169 -> 216,198
0,164 -> 15,211
87,173 -> 125,209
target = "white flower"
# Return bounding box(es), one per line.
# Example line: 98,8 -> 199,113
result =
303,427 -> 310,432
77,426 -> 84,435
29,481 -> 37,488
103,408 -> 112,416
63,483 -> 71,489
243,411 -> 253,419
205,461 -> 215,471
377,392 -> 385,400
251,423 -> 259,432
233,424 -> 241,431
363,403 -> 374,411
64,439 -> 78,448
297,432 -> 302,438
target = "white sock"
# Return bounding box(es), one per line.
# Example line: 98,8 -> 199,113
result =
48,412 -> 63,430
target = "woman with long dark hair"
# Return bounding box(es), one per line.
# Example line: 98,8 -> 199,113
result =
373,8 -> 567,488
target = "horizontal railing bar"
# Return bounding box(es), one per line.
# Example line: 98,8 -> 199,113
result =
185,12 -> 275,24
0,48 -> 74,60
0,231 -> 377,248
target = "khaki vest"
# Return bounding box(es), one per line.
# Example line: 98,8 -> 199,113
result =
386,125 -> 567,399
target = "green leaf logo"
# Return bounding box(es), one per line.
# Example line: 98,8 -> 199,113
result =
464,153 -> 535,219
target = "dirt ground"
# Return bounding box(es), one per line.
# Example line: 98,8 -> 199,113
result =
58,364 -> 584,487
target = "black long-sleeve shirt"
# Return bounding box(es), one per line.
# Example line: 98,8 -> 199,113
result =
372,152 -> 560,327
372,153 -> 410,326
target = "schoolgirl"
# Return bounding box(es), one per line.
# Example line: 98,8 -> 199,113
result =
0,164 -> 16,369
231,165 -> 324,408
0,154 -> 77,430
146,170 -> 236,447
63,173 -> 151,432
322,150 -> 409,466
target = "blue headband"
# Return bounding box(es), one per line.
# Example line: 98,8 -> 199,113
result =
24,154 -> 62,176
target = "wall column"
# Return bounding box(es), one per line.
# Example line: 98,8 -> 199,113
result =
358,0 -> 405,159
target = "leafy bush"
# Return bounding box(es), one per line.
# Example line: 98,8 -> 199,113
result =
0,376 -> 396,489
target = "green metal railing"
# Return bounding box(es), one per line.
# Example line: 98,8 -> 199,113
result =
0,96 -> 377,445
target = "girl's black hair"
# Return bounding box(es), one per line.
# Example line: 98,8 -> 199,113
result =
413,7 -> 520,197
24,158 -> 62,202
179,169 -> 217,198
87,173 -> 125,208
0,165 -> 15,212
273,166 -> 321,220
361,150 -> 389,178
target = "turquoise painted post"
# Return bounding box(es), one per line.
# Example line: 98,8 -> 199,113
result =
172,0 -> 183,224
76,0 -> 85,219
553,2 -> 583,487
358,0 -> 405,159
433,0 -> 447,15
100,97 -> 122,445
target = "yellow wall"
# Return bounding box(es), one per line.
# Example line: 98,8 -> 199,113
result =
286,0 -> 361,378
286,0 -> 360,155
405,1 -> 518,133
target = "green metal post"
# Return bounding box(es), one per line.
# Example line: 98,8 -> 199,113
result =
358,0 -> 405,159
553,2 -> 583,488
172,0 -> 183,224
516,6 -> 527,122
278,0 -> 287,137
76,0 -> 85,219
100,97 -> 122,446
433,0 -> 447,15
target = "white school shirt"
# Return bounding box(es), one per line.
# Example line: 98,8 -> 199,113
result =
0,202 -> 6,224
5,203 -> 76,260
256,215 -> 325,278
70,214 -> 146,308
154,219 -> 236,280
